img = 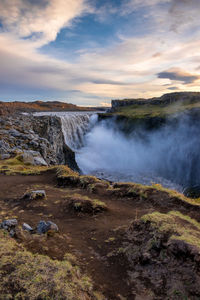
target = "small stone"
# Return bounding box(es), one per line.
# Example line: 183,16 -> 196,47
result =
22,190 -> 46,201
37,221 -> 48,234
37,220 -> 58,234
46,221 -> 59,233
22,223 -> 33,232
1,219 -> 18,230
9,229 -> 16,238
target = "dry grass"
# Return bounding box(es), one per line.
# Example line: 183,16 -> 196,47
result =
67,193 -> 108,214
141,211 -> 200,250
0,231 -> 104,299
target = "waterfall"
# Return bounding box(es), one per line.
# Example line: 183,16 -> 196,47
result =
34,111 -> 98,151
60,112 -> 98,151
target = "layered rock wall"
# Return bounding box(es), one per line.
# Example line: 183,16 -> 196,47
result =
0,114 -> 79,171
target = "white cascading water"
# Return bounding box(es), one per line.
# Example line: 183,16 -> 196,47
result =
60,113 -> 90,150
60,113 -> 98,150
34,111 -> 98,151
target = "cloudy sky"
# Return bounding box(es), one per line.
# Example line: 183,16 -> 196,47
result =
0,0 -> 200,106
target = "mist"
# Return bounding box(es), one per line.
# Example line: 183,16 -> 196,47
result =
76,113 -> 200,191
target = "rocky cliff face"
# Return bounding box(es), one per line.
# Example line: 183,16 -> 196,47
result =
111,92 -> 200,110
0,114 -> 79,171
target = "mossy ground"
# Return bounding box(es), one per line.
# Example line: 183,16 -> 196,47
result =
113,182 -> 200,206
0,231 -> 103,300
141,211 -> 200,250
113,101 -> 200,119
1,156 -> 200,298
0,156 -> 77,176
0,155 -> 49,175
67,193 -> 108,214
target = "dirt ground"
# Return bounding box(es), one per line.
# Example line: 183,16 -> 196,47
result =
0,171 -> 198,299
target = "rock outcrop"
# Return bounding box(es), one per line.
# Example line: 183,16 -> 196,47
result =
0,114 -> 79,171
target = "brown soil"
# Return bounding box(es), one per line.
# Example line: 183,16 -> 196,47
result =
0,171 -> 199,299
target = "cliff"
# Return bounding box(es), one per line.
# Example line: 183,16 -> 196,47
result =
0,114 -> 79,171
111,92 -> 200,111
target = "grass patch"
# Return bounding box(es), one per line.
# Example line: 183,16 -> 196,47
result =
0,156 -> 78,177
113,101 -> 200,120
67,193 -> 107,214
0,155 -> 50,175
55,165 -> 78,178
141,211 -> 200,250
113,182 -> 200,206
0,231 -> 104,299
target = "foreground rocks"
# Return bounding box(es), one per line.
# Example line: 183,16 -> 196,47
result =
22,190 -> 46,201
0,218 -> 59,236
0,114 -> 79,170
37,220 -> 59,234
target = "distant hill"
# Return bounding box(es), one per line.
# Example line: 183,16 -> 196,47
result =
0,100 -> 96,116
111,92 -> 200,110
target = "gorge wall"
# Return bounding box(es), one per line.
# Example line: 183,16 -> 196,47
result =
0,114 -> 79,171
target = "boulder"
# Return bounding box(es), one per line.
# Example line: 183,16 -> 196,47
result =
37,220 -> 58,234
22,190 -> 46,201
1,219 -> 18,230
22,150 -> 48,166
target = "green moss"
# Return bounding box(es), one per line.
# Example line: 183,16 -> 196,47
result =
0,231 -> 104,299
92,199 -> 107,210
68,193 -> 107,213
0,154 -> 48,175
0,157 -> 78,177
141,211 -> 200,250
114,101 -> 200,120
114,182 -> 200,206
79,175 -> 100,187
55,165 -> 78,178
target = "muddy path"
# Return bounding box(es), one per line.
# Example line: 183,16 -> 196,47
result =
0,172 -> 198,299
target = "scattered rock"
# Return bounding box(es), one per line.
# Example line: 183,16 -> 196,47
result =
1,219 -> 18,230
9,129 -> 21,137
37,220 -> 58,234
9,229 -> 16,238
22,150 -> 48,166
22,190 -> 46,201
22,223 -> 33,232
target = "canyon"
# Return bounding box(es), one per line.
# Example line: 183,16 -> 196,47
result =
1,92 -> 200,299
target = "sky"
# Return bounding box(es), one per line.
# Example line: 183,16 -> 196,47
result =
0,0 -> 200,106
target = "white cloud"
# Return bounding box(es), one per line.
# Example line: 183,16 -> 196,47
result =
0,0 -> 88,46
0,0 -> 200,105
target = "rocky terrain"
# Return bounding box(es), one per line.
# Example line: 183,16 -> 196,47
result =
0,114 -> 78,170
0,164 -> 200,299
1,99 -> 200,299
